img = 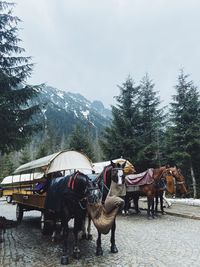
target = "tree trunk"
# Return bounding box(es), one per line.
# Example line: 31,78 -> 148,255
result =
190,163 -> 197,198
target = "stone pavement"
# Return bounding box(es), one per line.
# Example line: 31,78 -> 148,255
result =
1,198 -> 200,267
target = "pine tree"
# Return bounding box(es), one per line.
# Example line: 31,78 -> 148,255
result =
101,76 -> 141,164
0,1 -> 42,154
19,148 -> 31,165
69,124 -> 95,161
166,70 -> 200,197
0,153 -> 15,179
136,74 -> 164,170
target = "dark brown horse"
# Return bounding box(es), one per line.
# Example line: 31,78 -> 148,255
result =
124,166 -> 172,219
44,171 -> 102,265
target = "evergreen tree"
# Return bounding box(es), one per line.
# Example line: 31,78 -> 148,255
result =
0,153 -> 15,180
166,70 -> 200,197
101,76 -> 141,165
69,124 -> 95,161
19,148 -> 31,165
0,1 -> 42,154
136,74 -> 164,170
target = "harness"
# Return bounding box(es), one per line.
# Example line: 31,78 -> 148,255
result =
68,171 -> 79,190
66,171 -> 88,210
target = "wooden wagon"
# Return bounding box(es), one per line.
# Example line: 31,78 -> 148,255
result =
0,150 -> 93,232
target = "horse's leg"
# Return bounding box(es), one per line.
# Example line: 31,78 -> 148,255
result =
81,215 -> 87,240
110,219 -> 118,253
87,214 -> 92,240
122,195 -> 129,215
155,193 -> 159,216
151,196 -> 155,218
73,217 -> 81,259
96,230 -> 103,256
61,218 -> 70,265
51,213 -> 60,242
133,194 -> 141,214
160,191 -> 166,214
147,197 -> 152,219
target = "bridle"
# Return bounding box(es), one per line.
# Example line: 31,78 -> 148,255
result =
111,167 -> 125,185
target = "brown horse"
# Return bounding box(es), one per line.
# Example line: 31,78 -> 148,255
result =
169,166 -> 187,195
125,166 -> 172,219
155,166 -> 187,214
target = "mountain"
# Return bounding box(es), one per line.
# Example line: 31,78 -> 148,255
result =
35,85 -> 112,139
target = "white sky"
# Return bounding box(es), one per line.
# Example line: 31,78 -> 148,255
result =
14,0 -> 200,108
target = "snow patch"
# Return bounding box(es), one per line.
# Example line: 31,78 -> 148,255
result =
167,198 -> 200,207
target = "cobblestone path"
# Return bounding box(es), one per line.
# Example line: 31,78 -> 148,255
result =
1,200 -> 200,267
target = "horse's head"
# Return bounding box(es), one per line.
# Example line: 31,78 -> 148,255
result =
86,179 -> 102,204
110,160 -> 126,185
153,166 -> 176,192
161,168 -> 176,194
69,171 -> 102,203
169,166 -> 187,196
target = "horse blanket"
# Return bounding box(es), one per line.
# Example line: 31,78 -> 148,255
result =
44,176 -> 69,213
125,168 -> 154,186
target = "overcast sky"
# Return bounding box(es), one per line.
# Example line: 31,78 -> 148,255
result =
14,0 -> 200,108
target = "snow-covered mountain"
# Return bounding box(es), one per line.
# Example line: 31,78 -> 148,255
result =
36,86 -> 112,137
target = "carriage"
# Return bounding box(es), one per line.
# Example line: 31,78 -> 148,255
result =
0,150 -> 94,230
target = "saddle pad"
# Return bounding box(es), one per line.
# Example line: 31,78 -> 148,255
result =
125,169 -> 154,186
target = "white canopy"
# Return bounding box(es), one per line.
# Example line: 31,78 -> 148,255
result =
1,172 -> 44,185
1,150 -> 93,186
13,150 -> 93,174
93,158 -> 135,174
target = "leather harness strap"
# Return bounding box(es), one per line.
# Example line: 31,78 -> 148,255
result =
68,172 -> 79,190
72,172 -> 79,190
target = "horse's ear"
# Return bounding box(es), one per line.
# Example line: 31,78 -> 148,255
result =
122,161 -> 127,169
110,160 -> 115,168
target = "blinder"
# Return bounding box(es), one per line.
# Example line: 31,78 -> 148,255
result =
85,180 -> 102,204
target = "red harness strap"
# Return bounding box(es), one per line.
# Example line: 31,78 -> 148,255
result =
68,175 -> 73,189
71,172 -> 79,190
68,172 -> 79,190
104,166 -> 110,184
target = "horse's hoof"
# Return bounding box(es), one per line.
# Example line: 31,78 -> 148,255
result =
61,256 -> 69,265
147,216 -> 152,220
52,236 -> 57,242
136,209 -> 141,214
111,245 -> 118,253
162,211 -> 166,215
87,234 -> 92,240
96,247 -> 103,256
82,233 -> 87,240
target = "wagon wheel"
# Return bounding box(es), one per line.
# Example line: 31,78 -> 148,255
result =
6,196 -> 12,203
16,204 -> 23,223
41,212 -> 53,235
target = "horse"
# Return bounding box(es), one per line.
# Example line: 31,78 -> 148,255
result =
124,166 -> 172,219
44,171 -> 102,265
155,166 -> 187,214
88,160 -> 126,256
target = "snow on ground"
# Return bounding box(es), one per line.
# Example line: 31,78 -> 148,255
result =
166,198 -> 200,206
